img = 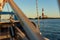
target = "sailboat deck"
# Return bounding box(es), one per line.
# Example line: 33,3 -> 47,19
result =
0,34 -> 11,39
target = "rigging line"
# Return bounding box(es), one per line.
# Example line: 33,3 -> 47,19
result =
6,2 -> 11,39
36,0 -> 40,29
7,3 -> 10,12
57,0 -> 60,18
58,0 -> 60,13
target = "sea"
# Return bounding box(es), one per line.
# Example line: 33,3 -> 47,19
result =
31,19 -> 60,40
1,19 -> 60,40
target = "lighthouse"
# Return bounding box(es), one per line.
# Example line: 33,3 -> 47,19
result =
42,8 -> 47,18
42,8 -> 44,18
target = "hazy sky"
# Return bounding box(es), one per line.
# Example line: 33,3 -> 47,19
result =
3,0 -> 59,18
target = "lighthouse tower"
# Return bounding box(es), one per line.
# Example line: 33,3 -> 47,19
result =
42,8 -> 44,18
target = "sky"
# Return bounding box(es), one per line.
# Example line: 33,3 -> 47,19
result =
3,0 -> 59,18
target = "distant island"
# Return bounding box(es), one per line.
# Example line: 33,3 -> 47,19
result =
28,8 -> 60,20
28,17 -> 60,20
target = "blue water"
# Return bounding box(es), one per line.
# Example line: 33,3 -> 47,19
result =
31,19 -> 60,40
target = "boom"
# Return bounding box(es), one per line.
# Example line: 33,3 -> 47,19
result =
0,0 -> 45,40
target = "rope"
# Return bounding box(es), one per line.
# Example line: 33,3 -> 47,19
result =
36,0 -> 40,30
6,2 -> 11,39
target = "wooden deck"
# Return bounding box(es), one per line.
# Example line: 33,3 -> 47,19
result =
0,21 -> 19,40
0,20 -> 28,40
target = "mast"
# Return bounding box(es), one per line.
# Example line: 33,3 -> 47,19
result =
0,0 -> 3,11
0,0 -> 7,11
